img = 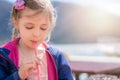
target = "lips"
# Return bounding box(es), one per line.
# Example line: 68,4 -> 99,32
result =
32,41 -> 38,44
31,40 -> 42,46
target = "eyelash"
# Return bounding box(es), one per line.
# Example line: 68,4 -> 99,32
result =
25,26 -> 47,31
26,27 -> 33,29
41,28 -> 47,31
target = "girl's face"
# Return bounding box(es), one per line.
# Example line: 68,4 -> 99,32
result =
14,8 -> 51,49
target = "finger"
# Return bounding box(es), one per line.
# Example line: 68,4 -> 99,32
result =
19,63 -> 36,79
34,57 -> 41,65
36,56 -> 41,60
24,63 -> 37,73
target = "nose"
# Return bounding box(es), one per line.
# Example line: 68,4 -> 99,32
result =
33,29 -> 41,37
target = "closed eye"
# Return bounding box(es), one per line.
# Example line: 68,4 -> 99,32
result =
25,26 -> 33,29
40,27 -> 48,31
40,24 -> 48,31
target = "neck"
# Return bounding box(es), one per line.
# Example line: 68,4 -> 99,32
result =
19,39 -> 33,50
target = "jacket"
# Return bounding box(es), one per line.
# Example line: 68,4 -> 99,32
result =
0,38 -> 73,80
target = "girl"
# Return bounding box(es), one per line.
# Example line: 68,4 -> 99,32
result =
0,0 -> 73,80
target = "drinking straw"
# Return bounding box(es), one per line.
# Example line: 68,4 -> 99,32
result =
34,42 -> 40,80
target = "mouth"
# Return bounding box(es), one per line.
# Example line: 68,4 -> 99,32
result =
31,40 -> 42,46
31,40 -> 38,44
32,41 -> 37,43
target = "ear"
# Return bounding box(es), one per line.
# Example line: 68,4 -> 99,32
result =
12,18 -> 18,29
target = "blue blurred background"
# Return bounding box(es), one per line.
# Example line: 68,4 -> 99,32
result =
1,0 -> 120,57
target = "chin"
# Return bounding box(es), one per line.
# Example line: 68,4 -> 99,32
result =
29,45 -> 34,49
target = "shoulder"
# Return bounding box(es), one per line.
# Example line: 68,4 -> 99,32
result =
46,44 -> 68,65
0,48 -> 10,55
0,38 -> 20,51
47,45 -> 64,58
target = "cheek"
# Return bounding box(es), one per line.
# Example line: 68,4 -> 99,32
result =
45,30 -> 50,36
41,31 -> 49,39
19,29 -> 31,38
41,32 -> 48,39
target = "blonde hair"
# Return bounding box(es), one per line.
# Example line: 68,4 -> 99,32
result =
11,0 -> 56,40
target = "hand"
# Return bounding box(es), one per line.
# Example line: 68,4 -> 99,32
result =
18,57 -> 41,80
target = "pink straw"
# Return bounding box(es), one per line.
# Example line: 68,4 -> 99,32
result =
34,42 -> 40,80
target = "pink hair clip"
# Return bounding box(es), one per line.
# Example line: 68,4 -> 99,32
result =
14,0 -> 25,10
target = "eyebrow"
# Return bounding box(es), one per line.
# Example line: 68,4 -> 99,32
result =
25,23 -> 34,25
